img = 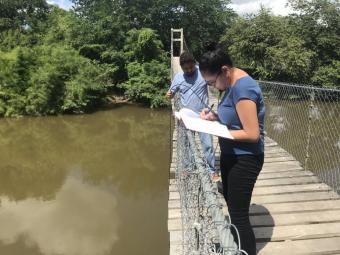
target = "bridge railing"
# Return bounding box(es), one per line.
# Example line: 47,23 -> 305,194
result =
258,81 -> 340,193
173,95 -> 243,255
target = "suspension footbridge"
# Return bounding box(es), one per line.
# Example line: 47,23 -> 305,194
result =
168,29 -> 340,255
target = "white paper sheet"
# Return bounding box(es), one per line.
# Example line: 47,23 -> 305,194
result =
175,108 -> 234,139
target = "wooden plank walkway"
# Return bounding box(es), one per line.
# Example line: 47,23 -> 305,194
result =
168,93 -> 340,254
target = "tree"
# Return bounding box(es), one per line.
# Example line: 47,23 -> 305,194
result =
0,0 -> 49,32
265,37 -> 315,82
71,0 -> 236,56
221,8 -> 288,76
311,60 -> 340,88
121,0 -> 236,56
287,0 -> 340,66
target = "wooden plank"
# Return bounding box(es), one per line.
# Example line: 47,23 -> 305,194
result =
262,163 -> 303,169
169,183 -> 331,199
211,153 -> 292,162
254,222 -> 340,241
251,191 -> 338,204
257,171 -> 314,179
170,230 -> 182,243
249,200 -> 340,215
169,191 -> 180,200
170,209 -> 340,231
168,218 -> 182,231
169,200 -> 340,219
255,176 -> 320,186
257,236 -> 340,255
264,152 -> 292,158
260,166 -> 304,173
168,199 -> 180,209
250,209 -> 340,227
264,149 -> 287,154
263,156 -> 296,163
252,183 -> 330,196
169,208 -> 181,219
172,222 -> 340,243
169,244 -> 182,255
264,146 -> 283,150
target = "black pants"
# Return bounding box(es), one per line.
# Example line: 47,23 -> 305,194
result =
220,153 -> 264,255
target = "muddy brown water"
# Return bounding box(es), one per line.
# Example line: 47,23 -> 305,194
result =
0,105 -> 171,255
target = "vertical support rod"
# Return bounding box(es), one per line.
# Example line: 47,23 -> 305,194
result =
171,28 -> 174,80
180,28 -> 184,54
304,89 -> 315,172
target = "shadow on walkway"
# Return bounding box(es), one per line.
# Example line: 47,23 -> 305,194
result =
250,203 -> 274,253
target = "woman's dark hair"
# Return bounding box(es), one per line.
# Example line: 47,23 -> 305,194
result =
199,41 -> 233,75
179,52 -> 195,66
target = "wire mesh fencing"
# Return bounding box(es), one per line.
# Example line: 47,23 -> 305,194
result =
259,80 -> 340,194
172,95 -> 241,255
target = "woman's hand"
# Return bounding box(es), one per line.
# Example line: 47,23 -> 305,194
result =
200,108 -> 218,121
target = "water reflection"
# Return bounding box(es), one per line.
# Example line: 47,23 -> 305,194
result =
0,172 -> 119,255
0,105 -> 170,255
268,105 -> 289,133
309,105 -> 321,120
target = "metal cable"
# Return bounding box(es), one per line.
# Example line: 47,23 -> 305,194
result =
258,80 -> 340,194
173,93 -> 241,255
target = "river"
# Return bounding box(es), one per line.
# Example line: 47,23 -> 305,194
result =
0,105 -> 171,255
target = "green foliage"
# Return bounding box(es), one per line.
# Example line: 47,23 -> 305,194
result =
124,28 -> 165,62
100,50 -> 127,85
264,37 -> 315,82
79,44 -> 106,60
312,60 -> 340,89
1,0 -> 338,117
72,0 -> 236,56
42,7 -> 71,45
0,0 -> 49,32
287,0 -> 340,65
119,61 -> 170,108
0,45 -> 108,116
221,2 -> 339,87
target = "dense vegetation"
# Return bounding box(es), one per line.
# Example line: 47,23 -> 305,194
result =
0,0 -> 338,116
221,0 -> 339,87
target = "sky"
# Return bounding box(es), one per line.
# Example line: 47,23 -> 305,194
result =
47,0 -> 73,10
230,0 -> 293,16
48,0 -> 293,16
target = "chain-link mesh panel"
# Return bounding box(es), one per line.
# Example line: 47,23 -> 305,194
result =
259,81 -> 340,193
173,94 -> 240,255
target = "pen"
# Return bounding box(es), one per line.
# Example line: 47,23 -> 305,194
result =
207,103 -> 214,114
205,103 -> 217,119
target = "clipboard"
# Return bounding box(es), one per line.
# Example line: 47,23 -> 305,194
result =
174,108 -> 234,139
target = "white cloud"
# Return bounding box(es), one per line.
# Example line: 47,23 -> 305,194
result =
230,0 -> 293,16
47,0 -> 73,10
0,174 -> 119,255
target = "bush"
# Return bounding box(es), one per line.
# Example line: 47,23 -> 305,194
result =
124,28 -> 165,62
311,60 -> 340,89
119,60 -> 170,108
0,45 -> 109,116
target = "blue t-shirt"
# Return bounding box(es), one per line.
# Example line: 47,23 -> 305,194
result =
170,67 -> 208,113
218,76 -> 265,155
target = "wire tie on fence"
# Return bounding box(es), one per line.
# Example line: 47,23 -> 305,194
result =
193,222 -> 202,231
206,202 -> 223,212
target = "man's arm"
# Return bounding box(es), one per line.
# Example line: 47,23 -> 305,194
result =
165,74 -> 181,98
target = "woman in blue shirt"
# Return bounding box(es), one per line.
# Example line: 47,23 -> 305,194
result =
199,42 -> 265,255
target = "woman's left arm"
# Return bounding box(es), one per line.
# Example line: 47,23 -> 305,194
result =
230,99 -> 260,142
